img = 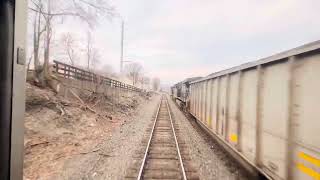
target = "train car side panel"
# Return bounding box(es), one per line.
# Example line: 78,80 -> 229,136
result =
294,55 -> 320,149
194,84 -> 198,117
204,81 -> 209,126
197,83 -> 201,120
193,85 -> 196,115
190,86 -> 194,115
203,82 -> 208,124
206,80 -> 213,127
240,69 -> 258,163
260,62 -> 290,179
227,73 -> 240,147
293,55 -> 320,180
218,76 -> 228,137
199,82 -> 203,122
200,82 -> 204,122
193,85 -> 196,114
195,84 -> 198,117
210,79 -> 219,132
201,81 -> 207,123
194,85 -> 197,114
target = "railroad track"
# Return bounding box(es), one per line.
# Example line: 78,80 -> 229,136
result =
126,95 -> 198,179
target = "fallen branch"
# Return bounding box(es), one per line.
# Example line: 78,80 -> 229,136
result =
91,98 -> 101,108
85,106 -> 96,113
28,141 -> 50,148
56,104 -> 66,116
79,148 -> 101,155
98,153 -> 112,157
69,88 -> 96,113
69,89 -> 85,104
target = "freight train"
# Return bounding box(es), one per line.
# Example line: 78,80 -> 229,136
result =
171,41 -> 320,180
171,77 -> 201,111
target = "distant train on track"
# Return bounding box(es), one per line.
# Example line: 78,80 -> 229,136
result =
171,77 -> 201,111
171,41 -> 320,180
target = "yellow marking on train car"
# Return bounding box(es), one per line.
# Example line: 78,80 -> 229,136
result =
296,163 -> 320,180
299,152 -> 320,167
229,134 -> 238,143
208,117 -> 212,127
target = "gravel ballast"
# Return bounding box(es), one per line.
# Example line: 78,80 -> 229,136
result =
167,96 -> 250,180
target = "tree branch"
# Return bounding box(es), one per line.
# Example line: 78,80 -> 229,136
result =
78,0 -> 114,12
29,7 -> 81,17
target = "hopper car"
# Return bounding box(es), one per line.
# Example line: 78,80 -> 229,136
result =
173,41 -> 320,180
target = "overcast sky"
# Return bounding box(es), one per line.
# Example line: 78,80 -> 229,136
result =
54,0 -> 320,85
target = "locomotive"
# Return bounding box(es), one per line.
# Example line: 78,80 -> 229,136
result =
170,77 -> 201,111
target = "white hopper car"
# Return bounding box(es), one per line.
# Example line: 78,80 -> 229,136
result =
187,41 -> 320,180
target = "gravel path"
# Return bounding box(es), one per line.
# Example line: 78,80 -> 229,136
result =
55,94 -> 161,180
167,96 -> 250,180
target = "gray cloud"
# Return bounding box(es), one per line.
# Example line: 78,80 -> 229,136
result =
47,0 -> 320,84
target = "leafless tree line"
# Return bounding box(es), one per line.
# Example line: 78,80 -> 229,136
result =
123,62 -> 160,91
28,0 -> 160,91
124,63 -> 143,86
28,0 -> 115,86
60,33 -> 77,66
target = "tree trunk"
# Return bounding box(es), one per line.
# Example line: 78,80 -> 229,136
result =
67,49 -> 74,65
87,31 -> 91,71
33,13 -> 39,69
43,21 -> 50,77
40,1 -> 52,86
33,9 -> 43,84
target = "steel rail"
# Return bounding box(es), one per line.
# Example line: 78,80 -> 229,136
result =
137,95 -> 188,180
136,97 -> 162,180
165,96 -> 188,180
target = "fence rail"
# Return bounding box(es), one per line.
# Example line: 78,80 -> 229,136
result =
53,60 -> 142,92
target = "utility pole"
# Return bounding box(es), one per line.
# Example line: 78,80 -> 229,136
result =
120,20 -> 124,73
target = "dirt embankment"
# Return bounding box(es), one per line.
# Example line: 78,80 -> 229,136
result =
23,83 -> 152,180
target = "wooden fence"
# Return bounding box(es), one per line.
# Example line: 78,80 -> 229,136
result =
52,60 -> 142,92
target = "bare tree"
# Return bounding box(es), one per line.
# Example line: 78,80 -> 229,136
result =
85,31 -> 100,71
42,0 -> 53,78
28,0 -> 115,86
32,0 -> 46,83
61,32 -> 78,65
124,63 -> 143,86
90,48 -> 101,71
86,31 -> 92,70
32,3 -> 43,68
152,77 -> 160,91
139,76 -> 150,89
27,53 -> 34,71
